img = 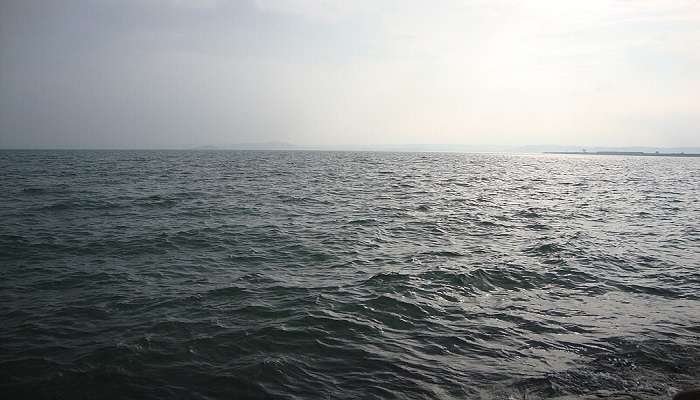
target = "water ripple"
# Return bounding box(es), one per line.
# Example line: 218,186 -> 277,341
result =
1,150 -> 698,399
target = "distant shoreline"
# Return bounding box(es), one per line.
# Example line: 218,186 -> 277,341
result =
2,148 -> 700,156
544,151 -> 700,157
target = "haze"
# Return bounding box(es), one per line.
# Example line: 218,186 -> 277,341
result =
1,0 -> 699,149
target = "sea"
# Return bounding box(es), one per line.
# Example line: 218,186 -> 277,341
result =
1,150 -> 698,399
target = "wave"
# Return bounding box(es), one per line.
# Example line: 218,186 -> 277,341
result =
2,150 -> 698,399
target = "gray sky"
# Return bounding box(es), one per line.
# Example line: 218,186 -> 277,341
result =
1,0 -> 699,149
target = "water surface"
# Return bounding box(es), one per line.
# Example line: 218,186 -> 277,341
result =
1,150 -> 698,399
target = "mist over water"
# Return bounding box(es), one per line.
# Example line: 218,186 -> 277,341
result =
1,150 -> 698,399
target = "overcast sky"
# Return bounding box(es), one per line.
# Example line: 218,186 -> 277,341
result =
1,0 -> 699,149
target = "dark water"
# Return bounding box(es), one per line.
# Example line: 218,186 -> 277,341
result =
1,150 -> 698,399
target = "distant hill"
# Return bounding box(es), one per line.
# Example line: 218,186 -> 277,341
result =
191,141 -> 297,150
190,143 -> 700,154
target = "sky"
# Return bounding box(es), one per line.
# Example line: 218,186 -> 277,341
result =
1,0 -> 699,149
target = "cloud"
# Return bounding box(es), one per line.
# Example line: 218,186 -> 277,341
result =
1,0 -> 699,148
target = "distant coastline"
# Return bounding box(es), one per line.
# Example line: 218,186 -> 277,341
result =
3,144 -> 700,155
188,143 -> 700,155
544,151 -> 700,157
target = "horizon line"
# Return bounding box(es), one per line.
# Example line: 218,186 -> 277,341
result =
2,144 -> 700,152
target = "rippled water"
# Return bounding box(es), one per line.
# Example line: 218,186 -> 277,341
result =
1,150 -> 698,399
